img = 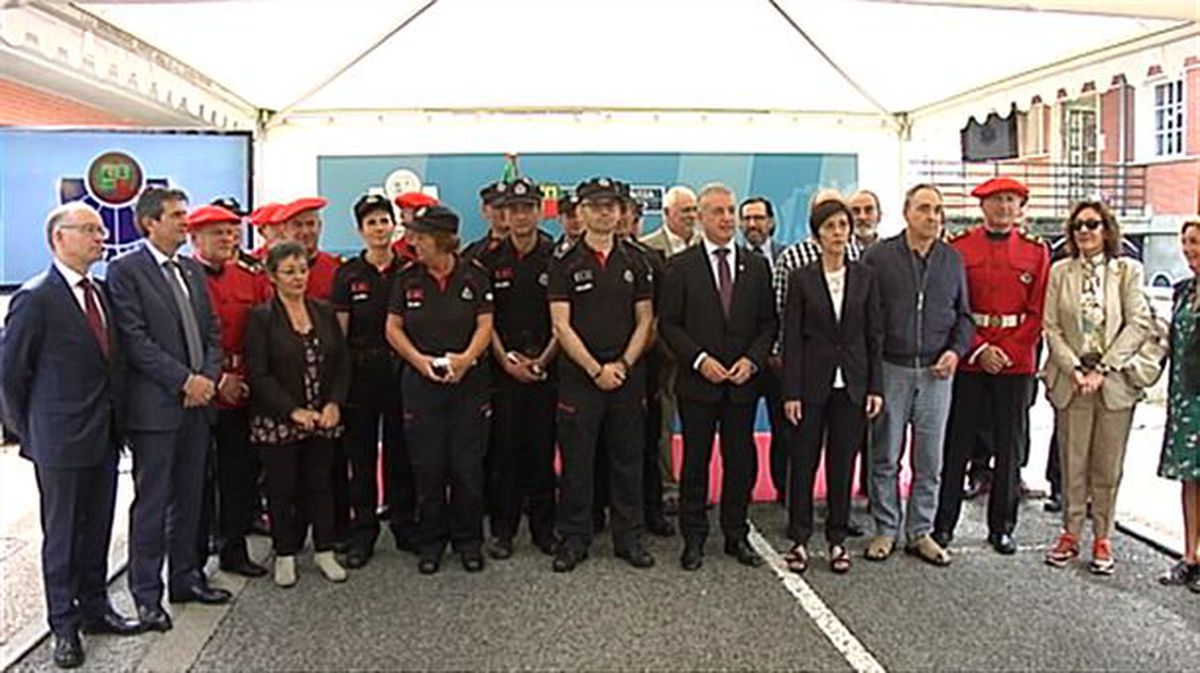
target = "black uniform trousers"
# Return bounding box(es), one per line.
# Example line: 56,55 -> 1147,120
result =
594,348 -> 664,522
935,371 -> 1033,540
127,410 -> 210,608
340,355 -> 415,550
34,448 -> 119,635
789,389 -> 863,545
260,437 -> 337,555
677,393 -> 757,544
403,368 -> 490,558
489,375 -> 557,543
214,408 -> 258,564
556,364 -> 646,553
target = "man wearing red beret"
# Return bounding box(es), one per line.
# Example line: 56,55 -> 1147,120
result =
933,177 -> 1049,555
276,197 -> 343,300
248,203 -> 285,260
187,205 -> 273,579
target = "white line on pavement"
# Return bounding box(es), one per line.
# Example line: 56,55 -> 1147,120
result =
747,523 -> 887,673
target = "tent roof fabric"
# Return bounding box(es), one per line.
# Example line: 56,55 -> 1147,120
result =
76,0 -> 1186,117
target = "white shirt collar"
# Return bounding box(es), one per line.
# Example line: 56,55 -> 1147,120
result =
665,226 -> 692,253
52,258 -> 89,288
144,239 -> 179,267
702,235 -> 735,259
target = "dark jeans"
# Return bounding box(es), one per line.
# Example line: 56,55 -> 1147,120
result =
936,372 -> 1033,539
677,396 -> 757,543
261,437 -> 337,555
789,389 -> 863,546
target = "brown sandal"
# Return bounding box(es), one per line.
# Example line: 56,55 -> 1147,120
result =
783,544 -> 809,574
829,545 -> 851,574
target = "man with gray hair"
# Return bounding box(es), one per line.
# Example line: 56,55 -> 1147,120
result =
2,203 -> 140,668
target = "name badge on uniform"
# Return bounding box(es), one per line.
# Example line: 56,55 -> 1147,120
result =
351,280 -> 370,302
494,267 -> 514,290
574,282 -> 594,293
573,269 -> 593,283
406,287 -> 424,309
494,279 -> 512,290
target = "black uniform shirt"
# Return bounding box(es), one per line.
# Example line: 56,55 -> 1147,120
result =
547,236 -> 653,361
462,234 -> 502,263
389,257 -> 493,355
476,234 -> 554,357
331,251 -> 402,351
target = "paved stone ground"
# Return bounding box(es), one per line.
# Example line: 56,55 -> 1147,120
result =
10,498 -> 1200,672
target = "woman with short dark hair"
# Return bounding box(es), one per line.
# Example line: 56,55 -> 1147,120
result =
246,241 -> 350,587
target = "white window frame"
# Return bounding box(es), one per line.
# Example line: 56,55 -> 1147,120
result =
1153,78 -> 1185,158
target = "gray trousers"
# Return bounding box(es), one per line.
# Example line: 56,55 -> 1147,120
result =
870,361 -> 954,542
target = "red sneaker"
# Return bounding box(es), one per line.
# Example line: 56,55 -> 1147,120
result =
1044,533 -> 1079,568
1091,538 -> 1115,575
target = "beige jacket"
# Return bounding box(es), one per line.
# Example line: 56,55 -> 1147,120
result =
639,225 -> 694,259
1041,256 -> 1151,410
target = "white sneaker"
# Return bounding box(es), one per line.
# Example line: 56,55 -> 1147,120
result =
274,555 -> 296,588
314,551 -> 347,582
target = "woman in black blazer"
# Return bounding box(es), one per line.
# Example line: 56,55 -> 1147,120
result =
246,241 -> 351,588
782,199 -> 883,575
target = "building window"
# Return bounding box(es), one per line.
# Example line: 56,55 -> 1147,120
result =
1154,79 -> 1185,157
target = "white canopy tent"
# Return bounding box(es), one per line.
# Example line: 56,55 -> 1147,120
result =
7,0 -> 1197,211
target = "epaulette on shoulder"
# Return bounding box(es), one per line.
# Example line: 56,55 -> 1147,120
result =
398,259 -> 420,276
554,236 -> 578,259
944,227 -> 972,243
1018,228 -> 1042,245
469,256 -> 488,272
236,255 -> 263,273
624,237 -> 649,254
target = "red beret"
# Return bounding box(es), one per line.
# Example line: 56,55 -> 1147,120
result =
971,177 -> 1029,201
186,204 -> 240,232
394,192 -> 438,209
276,196 -> 329,223
248,202 -> 284,228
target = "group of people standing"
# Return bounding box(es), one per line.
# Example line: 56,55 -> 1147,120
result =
4,167 -> 1200,671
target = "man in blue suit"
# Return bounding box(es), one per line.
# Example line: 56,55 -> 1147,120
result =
107,186 -> 230,631
1,203 -> 141,669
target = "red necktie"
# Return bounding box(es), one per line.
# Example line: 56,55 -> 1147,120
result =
79,278 -> 110,359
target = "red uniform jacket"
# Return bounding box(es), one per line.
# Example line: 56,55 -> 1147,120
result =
197,255 -> 273,409
950,226 -> 1049,375
306,250 -> 342,301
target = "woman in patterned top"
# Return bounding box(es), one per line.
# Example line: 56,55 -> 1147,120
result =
1159,220 -> 1200,593
246,241 -> 351,588
1041,201 -> 1150,575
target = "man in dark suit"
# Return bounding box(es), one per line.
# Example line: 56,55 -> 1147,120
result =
107,187 -> 230,632
1,203 -> 140,669
660,184 -> 778,570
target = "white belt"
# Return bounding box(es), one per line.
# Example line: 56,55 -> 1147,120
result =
972,313 -> 1025,328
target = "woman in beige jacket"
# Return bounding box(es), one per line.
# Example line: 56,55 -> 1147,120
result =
1041,201 -> 1151,575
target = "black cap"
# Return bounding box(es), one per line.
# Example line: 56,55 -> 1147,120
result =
496,177 -> 540,206
209,196 -> 247,216
575,177 -> 621,202
353,192 -> 393,225
613,180 -> 632,202
557,192 -> 579,216
409,204 -> 459,235
479,181 -> 506,207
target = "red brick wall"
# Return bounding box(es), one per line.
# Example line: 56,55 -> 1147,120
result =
1145,159 -> 1200,215
1187,65 -> 1200,155
1100,84 -> 1135,164
0,77 -> 133,126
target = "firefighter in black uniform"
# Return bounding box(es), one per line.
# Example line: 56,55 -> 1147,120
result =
463,181 -> 508,261
548,177 -> 656,572
385,205 -> 494,575
475,177 -> 560,559
331,194 -> 417,568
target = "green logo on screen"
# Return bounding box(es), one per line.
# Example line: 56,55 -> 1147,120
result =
86,151 -> 144,206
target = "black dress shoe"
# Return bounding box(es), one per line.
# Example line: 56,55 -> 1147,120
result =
220,556 -> 268,578
344,547 -> 370,569
168,582 -> 232,605
615,543 -> 655,569
680,542 -> 704,571
646,512 -> 675,538
417,557 -> 441,575
724,539 -> 764,567
988,532 -> 1017,555
52,631 -> 84,669
80,608 -> 141,636
487,537 -> 513,560
462,552 -> 486,573
136,604 -> 173,633
552,546 -> 587,573
1043,494 -> 1063,513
